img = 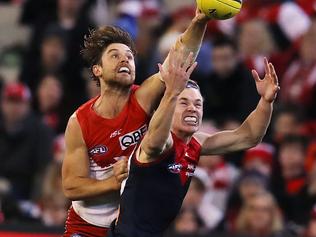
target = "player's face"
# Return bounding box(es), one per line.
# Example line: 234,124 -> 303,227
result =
172,88 -> 203,137
98,43 -> 136,87
211,45 -> 237,78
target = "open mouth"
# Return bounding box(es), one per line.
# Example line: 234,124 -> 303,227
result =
118,66 -> 131,74
183,116 -> 198,125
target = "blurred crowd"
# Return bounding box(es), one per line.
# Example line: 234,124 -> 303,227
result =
0,0 -> 316,236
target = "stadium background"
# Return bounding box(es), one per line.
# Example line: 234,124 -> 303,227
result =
0,0 -> 316,236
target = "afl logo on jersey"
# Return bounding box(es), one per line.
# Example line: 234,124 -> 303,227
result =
168,163 -> 183,174
88,145 -> 108,156
119,124 -> 147,150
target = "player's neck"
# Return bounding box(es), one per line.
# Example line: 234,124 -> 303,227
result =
93,85 -> 131,119
172,130 -> 193,144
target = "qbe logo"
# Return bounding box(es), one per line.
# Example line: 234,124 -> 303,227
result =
119,125 -> 147,150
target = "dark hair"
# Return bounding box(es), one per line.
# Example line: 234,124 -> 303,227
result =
81,26 -> 136,86
186,79 -> 200,90
212,35 -> 238,51
273,103 -> 304,123
280,135 -> 309,151
41,26 -> 66,45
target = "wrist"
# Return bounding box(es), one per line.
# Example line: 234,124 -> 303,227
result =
193,15 -> 210,25
260,97 -> 274,110
164,90 -> 181,99
261,96 -> 275,104
109,176 -> 120,191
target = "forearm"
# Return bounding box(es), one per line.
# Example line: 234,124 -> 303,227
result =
175,17 -> 208,60
63,175 -> 118,201
138,17 -> 207,114
241,98 -> 273,145
142,92 -> 178,155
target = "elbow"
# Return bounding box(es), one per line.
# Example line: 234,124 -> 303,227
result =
63,188 -> 80,201
142,135 -> 167,157
248,135 -> 263,148
142,138 -> 165,157
63,186 -> 75,200
63,190 -> 74,200
62,181 -> 80,201
143,144 -> 164,157
240,125 -> 265,148
239,131 -> 263,150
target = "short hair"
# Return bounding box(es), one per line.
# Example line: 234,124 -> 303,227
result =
280,135 -> 308,151
186,79 -> 200,90
273,103 -> 304,123
236,191 -> 284,234
212,35 -> 238,51
81,26 -> 136,86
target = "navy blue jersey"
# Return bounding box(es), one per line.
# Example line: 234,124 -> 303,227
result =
110,133 -> 202,237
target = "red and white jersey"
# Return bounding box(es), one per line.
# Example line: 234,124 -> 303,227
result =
72,85 -> 150,227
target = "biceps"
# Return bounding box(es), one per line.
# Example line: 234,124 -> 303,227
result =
62,149 -> 90,181
201,131 -> 243,155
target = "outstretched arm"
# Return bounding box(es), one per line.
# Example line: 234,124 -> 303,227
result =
138,50 -> 197,163
196,58 -> 280,155
174,8 -> 210,60
136,8 -> 210,115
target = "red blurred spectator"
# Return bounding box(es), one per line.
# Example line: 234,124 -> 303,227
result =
243,143 -> 275,177
0,82 -> 54,221
305,205 -> 316,237
271,135 -> 310,225
280,18 -> 316,118
271,105 -> 303,145
306,141 -> 316,174
234,191 -> 285,237
297,0 -> 316,16
36,74 -> 64,132
40,134 -> 69,226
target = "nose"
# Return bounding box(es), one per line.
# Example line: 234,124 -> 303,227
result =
120,55 -> 129,63
187,103 -> 197,112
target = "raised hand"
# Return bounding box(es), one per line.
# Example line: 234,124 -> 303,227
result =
252,58 -> 280,103
194,7 -> 211,23
158,47 -> 197,96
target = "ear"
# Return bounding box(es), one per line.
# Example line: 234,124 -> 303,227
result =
92,65 -> 102,77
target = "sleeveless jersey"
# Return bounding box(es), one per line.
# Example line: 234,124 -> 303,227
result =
112,133 -> 202,237
72,85 -> 150,227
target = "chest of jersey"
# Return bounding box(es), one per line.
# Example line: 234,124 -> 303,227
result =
76,88 -> 149,168
166,146 -> 199,185
86,121 -> 148,168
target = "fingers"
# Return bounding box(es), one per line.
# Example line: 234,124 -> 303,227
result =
166,47 -> 176,69
117,173 -> 128,182
158,63 -> 164,75
269,62 -> 279,85
113,158 -> 128,175
182,52 -> 194,71
186,62 -> 198,77
111,158 -> 129,189
264,57 -> 271,76
251,69 -> 261,82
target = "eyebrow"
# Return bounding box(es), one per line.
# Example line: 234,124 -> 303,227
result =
107,49 -> 133,54
179,98 -> 202,103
